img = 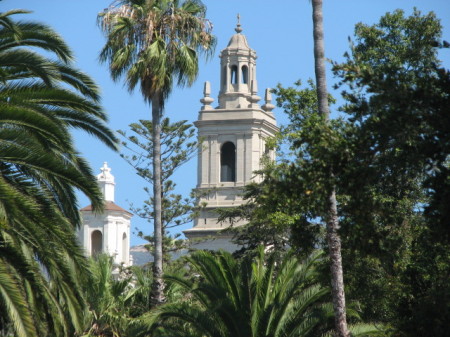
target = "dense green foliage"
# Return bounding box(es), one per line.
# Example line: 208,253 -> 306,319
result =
80,255 -> 131,337
0,9 -> 118,337
136,248 -> 381,337
332,9 -> 450,336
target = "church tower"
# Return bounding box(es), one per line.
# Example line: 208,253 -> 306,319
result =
78,162 -> 133,266
183,19 -> 278,250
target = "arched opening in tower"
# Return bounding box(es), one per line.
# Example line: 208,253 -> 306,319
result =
221,142 -> 236,182
91,230 -> 103,255
231,65 -> 238,84
241,65 -> 248,84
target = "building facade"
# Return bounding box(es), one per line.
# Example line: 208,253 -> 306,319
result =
78,162 -> 133,266
183,21 -> 278,250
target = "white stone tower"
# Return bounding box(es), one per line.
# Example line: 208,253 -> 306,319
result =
78,162 -> 133,266
183,19 -> 278,250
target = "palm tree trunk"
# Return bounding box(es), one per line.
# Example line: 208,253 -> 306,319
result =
150,92 -> 165,307
312,0 -> 330,120
326,185 -> 349,337
312,1 -> 349,336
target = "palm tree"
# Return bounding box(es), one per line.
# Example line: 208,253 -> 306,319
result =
0,9 -> 118,337
137,248 -> 381,337
0,8 -> 118,217
311,1 -> 349,336
98,0 -> 215,306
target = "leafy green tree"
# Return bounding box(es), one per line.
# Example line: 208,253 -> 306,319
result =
118,118 -> 199,262
136,248 -> 381,337
0,9 -> 118,337
219,76 -> 394,332
332,8 -> 449,246
332,9 -> 450,336
98,0 -> 215,306
217,80 -> 340,260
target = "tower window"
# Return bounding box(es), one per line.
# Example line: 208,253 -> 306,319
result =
221,142 -> 236,182
91,230 -> 103,255
231,65 -> 238,84
241,65 -> 248,84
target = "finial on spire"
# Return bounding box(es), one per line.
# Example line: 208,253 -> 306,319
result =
200,81 -> 214,110
100,162 -> 111,176
98,162 -> 114,182
248,80 -> 261,108
262,88 -> 275,113
203,81 -> 211,96
235,13 -> 243,33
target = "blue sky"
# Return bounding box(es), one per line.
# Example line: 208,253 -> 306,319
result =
4,0 -> 450,246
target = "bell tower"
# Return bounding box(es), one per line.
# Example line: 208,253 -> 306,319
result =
183,19 -> 278,250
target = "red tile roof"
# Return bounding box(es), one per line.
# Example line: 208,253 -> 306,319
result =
80,201 -> 133,215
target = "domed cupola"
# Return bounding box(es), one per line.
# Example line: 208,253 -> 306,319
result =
218,16 -> 259,109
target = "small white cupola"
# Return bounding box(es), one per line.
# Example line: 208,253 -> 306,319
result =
79,163 -> 133,267
218,15 -> 258,109
97,162 -> 115,202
